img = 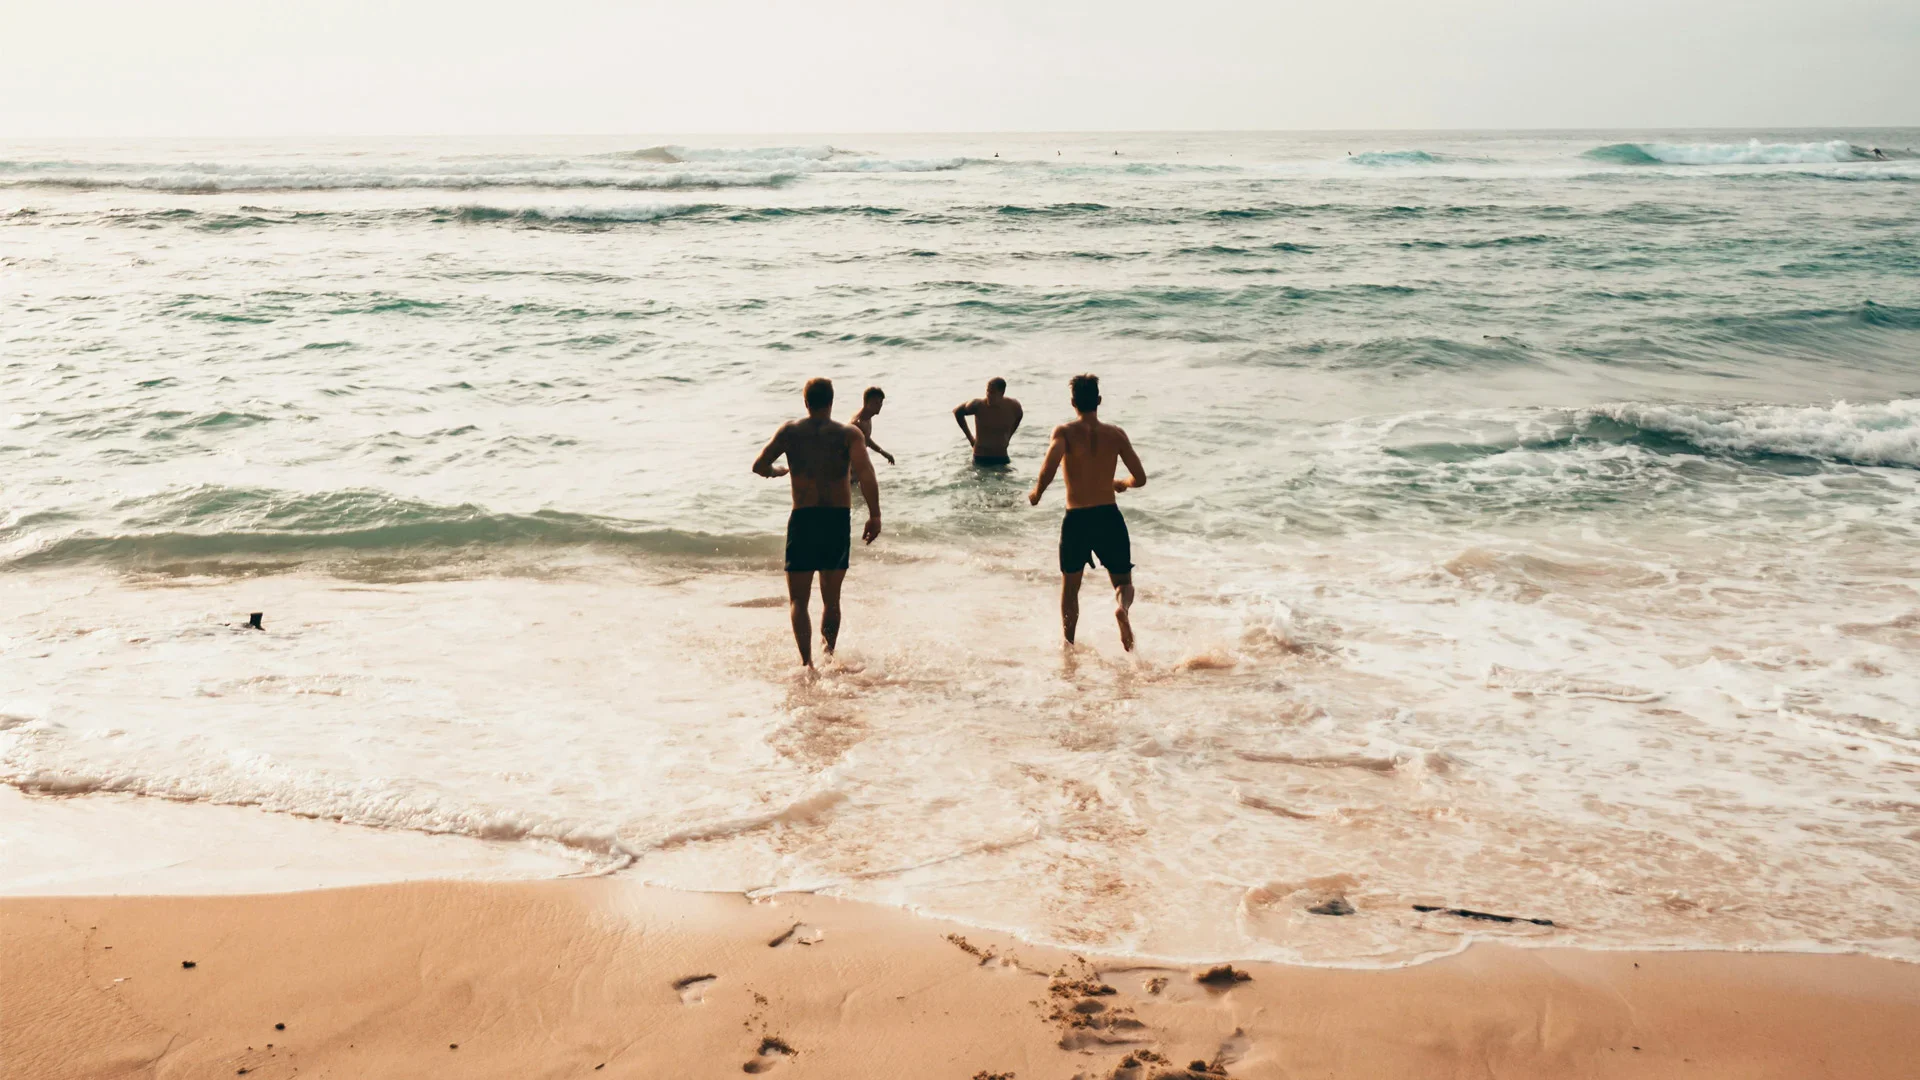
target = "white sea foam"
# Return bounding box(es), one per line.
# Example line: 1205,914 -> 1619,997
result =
1599,399 -> 1920,468
1593,138 -> 1865,165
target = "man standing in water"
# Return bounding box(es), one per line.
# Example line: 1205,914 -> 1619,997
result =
752,378 -> 882,668
1029,374 -> 1147,651
954,377 -> 1023,466
850,386 -> 896,465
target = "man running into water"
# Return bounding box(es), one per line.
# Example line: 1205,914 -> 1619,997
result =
752,378 -> 882,668
954,377 -> 1023,466
850,386 -> 895,465
1029,374 -> 1147,650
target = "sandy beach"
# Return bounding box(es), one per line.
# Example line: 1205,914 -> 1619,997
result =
7,879 -> 1918,1080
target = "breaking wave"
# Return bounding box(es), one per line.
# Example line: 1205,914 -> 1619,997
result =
1,487 -> 776,571
1594,398 -> 1920,469
1345,150 -> 1484,167
1583,139 -> 1896,166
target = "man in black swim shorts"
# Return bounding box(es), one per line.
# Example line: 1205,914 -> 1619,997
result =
752,377 -> 882,668
954,377 -> 1023,466
1028,373 -> 1149,651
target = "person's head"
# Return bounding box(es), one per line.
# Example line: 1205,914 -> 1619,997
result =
1069,373 -> 1100,414
986,376 -> 1007,400
803,377 -> 834,414
863,386 -> 884,413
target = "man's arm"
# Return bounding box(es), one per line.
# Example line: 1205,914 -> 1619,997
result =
1114,428 -> 1147,492
1028,426 -> 1068,505
1009,400 -> 1023,438
752,425 -> 789,477
848,429 -> 882,543
863,429 -> 895,465
952,400 -> 977,447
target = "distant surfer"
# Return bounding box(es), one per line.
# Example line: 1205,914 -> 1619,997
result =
954,377 -> 1024,466
850,386 -> 895,465
1028,374 -> 1147,651
752,378 -> 882,669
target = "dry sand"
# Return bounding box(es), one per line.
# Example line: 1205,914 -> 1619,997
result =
5,879 -> 1917,1079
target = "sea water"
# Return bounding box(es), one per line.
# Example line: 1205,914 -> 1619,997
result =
2,131 -> 1917,965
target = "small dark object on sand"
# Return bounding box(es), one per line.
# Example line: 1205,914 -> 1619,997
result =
1308,897 -> 1355,916
181,961 -> 196,969
449,1044 -> 458,1050
1196,964 -> 1251,987
274,1023 -> 285,1031
1412,904 -> 1554,927
247,613 -> 263,630
1191,1061 -> 1210,1071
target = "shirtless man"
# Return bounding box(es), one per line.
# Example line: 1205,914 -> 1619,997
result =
850,386 -> 895,465
1028,374 -> 1147,651
752,377 -> 882,668
953,377 -> 1023,466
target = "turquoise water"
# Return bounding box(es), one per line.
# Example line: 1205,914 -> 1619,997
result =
3,132 -> 1917,964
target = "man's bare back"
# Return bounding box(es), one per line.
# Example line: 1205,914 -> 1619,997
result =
954,378 -> 1023,463
766,416 -> 859,508
752,378 -> 881,669
1027,374 -> 1147,651
1051,415 -> 1144,509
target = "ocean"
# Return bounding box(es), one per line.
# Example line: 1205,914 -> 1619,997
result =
2,130 -> 1917,966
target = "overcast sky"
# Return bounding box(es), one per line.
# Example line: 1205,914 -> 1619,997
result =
4,0 -> 1915,136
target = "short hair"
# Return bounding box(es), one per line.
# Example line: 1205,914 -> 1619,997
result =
803,377 -> 833,409
863,385 -> 884,401
1070,373 -> 1100,412
987,377 -> 1007,395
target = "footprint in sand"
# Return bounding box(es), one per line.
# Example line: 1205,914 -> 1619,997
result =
742,1036 -> 795,1073
672,974 -> 717,1005
768,922 -> 823,948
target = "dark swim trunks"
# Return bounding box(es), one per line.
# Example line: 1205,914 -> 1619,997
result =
973,455 -> 1011,467
785,507 -> 851,572
1059,503 -> 1133,576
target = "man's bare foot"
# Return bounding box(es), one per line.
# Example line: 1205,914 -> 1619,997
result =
1116,607 -> 1135,651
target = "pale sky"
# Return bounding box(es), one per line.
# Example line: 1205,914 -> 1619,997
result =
4,0 -> 1915,136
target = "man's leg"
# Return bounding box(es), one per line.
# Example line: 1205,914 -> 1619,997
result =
786,571 -> 815,667
819,569 -> 846,657
1110,572 -> 1135,652
1061,571 -> 1083,644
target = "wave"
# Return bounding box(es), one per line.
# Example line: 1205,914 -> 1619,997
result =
2,487 -> 776,571
1367,398 -> 1920,472
443,203 -> 716,225
1594,398 -> 1920,469
621,144 -> 964,172
0,169 -> 801,193
0,146 -> 965,193
1344,150 -> 1481,167
1582,139 -> 1892,166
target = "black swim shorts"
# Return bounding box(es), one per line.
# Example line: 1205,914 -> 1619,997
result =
785,507 -> 851,572
973,454 -> 1011,467
1059,503 -> 1133,576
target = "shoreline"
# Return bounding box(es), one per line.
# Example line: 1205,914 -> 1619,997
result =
4,785 -> 1915,971
8,878 -> 1919,1080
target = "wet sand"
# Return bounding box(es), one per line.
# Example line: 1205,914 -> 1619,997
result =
5,879 -> 1917,1079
